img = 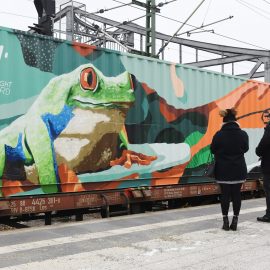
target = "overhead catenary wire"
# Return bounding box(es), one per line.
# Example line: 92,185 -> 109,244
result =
0,11 -> 35,19
177,16 -> 233,37
187,29 -> 214,36
90,1 -> 133,15
3,0 -> 268,78
201,0 -> 212,26
106,14 -> 146,30
112,0 -> 269,50
156,0 -> 207,56
236,0 -> 270,20
157,0 -> 178,7
211,31 -> 268,50
238,0 -> 270,16
3,0 -> 269,51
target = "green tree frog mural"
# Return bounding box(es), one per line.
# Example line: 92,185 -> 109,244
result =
1,50 -> 267,198
0,64 -> 158,196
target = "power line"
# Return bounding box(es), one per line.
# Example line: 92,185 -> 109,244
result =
106,14 -> 146,30
236,0 -> 270,20
177,16 -> 233,37
0,11 -> 35,19
90,1 -> 133,15
3,0 -> 268,51
212,31 -> 268,50
156,0 -> 207,56
112,0 -> 150,12
201,0 -> 212,26
112,0 -> 269,50
187,29 -> 214,36
238,0 -> 270,16
262,0 -> 270,5
157,0 -> 178,7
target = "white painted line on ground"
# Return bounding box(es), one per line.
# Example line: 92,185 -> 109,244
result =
1,220 -> 270,270
1,198 -> 265,236
0,206 -> 265,255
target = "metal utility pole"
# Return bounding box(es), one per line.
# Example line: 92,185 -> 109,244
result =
132,0 -> 160,57
145,0 -> 156,56
264,59 -> 270,83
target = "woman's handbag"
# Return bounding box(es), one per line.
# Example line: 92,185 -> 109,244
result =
203,153 -> 215,177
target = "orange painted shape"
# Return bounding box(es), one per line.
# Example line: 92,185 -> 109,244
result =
58,164 -> 85,192
236,86 -> 270,128
142,83 -> 156,95
159,98 -> 179,122
152,164 -> 185,178
152,163 -> 188,185
170,64 -> 184,98
72,42 -> 96,56
2,180 -> 24,197
216,81 -> 256,109
120,173 -> 140,180
151,177 -> 180,186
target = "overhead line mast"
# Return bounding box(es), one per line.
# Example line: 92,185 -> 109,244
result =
131,0 -> 160,57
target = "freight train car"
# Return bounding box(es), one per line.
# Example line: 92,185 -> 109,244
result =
0,26 -> 267,220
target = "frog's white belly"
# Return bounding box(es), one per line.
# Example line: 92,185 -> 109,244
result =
54,108 -> 110,161
54,107 -> 125,173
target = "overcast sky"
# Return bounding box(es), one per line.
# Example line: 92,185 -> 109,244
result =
1,0 -> 270,74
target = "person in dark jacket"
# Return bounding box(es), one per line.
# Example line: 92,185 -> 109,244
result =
210,108 -> 249,231
256,113 -> 270,222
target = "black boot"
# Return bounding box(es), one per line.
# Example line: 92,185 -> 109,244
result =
230,215 -> 238,231
222,216 -> 230,231
257,215 -> 270,222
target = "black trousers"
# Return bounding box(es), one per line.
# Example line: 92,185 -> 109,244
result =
219,183 -> 243,216
263,174 -> 270,217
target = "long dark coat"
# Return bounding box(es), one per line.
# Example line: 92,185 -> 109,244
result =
256,123 -> 270,174
210,121 -> 249,181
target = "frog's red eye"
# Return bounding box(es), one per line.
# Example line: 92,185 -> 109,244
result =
80,67 -> 98,91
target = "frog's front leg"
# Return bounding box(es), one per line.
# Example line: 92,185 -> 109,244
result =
25,119 -> 58,193
110,127 -> 157,169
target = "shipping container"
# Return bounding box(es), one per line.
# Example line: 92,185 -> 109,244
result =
0,26 -> 268,205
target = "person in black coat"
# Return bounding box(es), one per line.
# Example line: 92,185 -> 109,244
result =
210,108 -> 249,231
256,113 -> 270,222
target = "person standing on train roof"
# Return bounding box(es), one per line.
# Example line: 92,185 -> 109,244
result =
210,108 -> 249,231
256,112 -> 270,223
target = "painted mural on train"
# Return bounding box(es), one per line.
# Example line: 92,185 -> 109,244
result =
0,28 -> 269,197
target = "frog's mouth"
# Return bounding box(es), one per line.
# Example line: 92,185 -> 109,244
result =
73,96 -> 134,109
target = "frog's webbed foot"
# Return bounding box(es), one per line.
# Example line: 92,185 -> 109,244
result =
110,150 -> 157,169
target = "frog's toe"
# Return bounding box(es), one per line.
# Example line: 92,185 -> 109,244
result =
110,150 -> 157,169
